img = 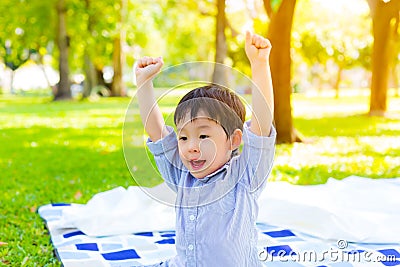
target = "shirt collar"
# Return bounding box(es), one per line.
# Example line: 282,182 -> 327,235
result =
198,162 -> 230,184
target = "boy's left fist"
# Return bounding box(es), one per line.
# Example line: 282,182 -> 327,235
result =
135,56 -> 164,86
245,31 -> 272,65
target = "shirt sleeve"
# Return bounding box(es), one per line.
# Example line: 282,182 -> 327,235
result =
146,126 -> 185,192
233,121 -> 276,193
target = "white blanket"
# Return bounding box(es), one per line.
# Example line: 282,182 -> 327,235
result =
56,176 -> 400,243
258,176 -> 400,243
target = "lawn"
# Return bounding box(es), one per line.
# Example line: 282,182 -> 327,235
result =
0,92 -> 399,265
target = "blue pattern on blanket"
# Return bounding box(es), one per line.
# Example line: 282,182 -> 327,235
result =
267,245 -> 297,256
39,203 -> 400,267
264,229 -> 296,238
64,231 -> 85,238
155,239 -> 175,245
102,249 -> 141,260
76,243 -> 99,251
134,232 -> 154,237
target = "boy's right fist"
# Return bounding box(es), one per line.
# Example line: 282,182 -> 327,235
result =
245,31 -> 271,66
135,56 -> 164,86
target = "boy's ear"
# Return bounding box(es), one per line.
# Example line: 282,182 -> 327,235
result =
230,129 -> 243,150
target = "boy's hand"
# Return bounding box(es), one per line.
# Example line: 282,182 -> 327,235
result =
135,56 -> 164,86
245,31 -> 272,66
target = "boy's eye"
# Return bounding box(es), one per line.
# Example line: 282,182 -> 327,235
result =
179,136 -> 187,141
199,135 -> 209,139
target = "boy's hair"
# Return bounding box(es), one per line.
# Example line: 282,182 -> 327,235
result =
174,84 -> 246,138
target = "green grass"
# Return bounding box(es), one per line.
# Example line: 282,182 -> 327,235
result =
0,92 -> 399,265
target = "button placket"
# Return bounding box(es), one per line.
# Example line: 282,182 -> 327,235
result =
185,185 -> 200,266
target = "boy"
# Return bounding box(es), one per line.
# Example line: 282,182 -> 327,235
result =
136,32 -> 276,266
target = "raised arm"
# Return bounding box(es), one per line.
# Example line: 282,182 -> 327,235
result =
135,56 -> 169,142
245,31 -> 274,136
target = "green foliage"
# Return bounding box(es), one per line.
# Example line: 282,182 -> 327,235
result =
292,0 -> 373,88
157,2 -> 215,65
1,93 -> 400,264
298,31 -> 329,66
358,41 -> 373,70
0,0 -> 55,70
0,0 -> 249,84
66,0 -> 123,72
271,0 -> 283,13
0,0 -> 386,93
296,28 -> 372,90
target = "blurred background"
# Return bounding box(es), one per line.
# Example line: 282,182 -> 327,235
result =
0,0 -> 400,264
0,0 -> 399,143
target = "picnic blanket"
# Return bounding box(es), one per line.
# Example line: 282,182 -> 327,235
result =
38,176 -> 400,266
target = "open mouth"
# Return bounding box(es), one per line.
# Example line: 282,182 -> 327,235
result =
190,160 -> 206,171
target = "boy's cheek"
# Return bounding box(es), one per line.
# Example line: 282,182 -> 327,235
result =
199,139 -> 216,151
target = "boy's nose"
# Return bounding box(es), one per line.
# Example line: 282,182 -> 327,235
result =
188,140 -> 200,153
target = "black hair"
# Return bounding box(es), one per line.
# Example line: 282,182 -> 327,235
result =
173,84 -> 246,138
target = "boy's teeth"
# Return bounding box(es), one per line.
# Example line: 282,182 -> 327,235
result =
192,160 -> 204,167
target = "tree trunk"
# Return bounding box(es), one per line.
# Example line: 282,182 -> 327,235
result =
393,65 -> 400,97
334,66 -> 343,99
54,0 -> 71,100
95,66 -> 108,88
82,51 -> 97,98
82,0 -> 97,98
111,0 -> 126,97
318,64 -> 327,95
265,0 -> 299,143
10,71 -> 15,95
111,37 -> 126,96
39,64 -> 53,90
212,0 -> 229,86
368,0 -> 400,116
391,15 -> 400,97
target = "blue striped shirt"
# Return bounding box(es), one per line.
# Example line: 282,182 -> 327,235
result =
147,122 -> 276,266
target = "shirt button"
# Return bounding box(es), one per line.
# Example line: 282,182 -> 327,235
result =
188,244 -> 194,250
189,215 -> 195,221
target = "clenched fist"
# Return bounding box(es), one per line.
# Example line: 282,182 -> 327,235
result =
245,31 -> 272,66
135,56 -> 164,86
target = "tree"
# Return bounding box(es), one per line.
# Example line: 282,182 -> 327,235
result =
76,0 -> 121,97
0,0 -> 54,94
2,42 -> 30,94
212,0 -> 229,86
367,0 -> 400,116
264,0 -> 299,143
330,38 -> 363,98
54,0 -> 71,100
111,0 -> 127,97
81,0 -> 98,98
298,31 -> 330,93
390,15 -> 400,96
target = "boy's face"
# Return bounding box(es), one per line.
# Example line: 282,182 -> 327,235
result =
176,110 -> 238,179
